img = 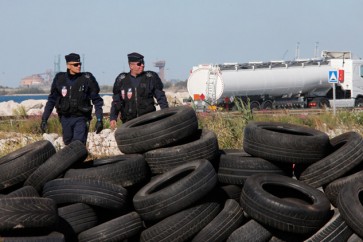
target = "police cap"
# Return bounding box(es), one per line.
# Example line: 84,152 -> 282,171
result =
65,53 -> 81,63
127,52 -> 144,62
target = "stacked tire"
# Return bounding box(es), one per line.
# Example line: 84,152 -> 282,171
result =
0,107 -> 363,241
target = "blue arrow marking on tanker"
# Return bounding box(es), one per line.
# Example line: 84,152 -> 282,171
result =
329,71 -> 338,83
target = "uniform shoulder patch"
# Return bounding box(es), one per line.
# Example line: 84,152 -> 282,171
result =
146,71 -> 154,78
117,72 -> 127,81
84,72 -> 93,79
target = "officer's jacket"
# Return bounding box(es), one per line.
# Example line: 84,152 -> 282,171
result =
42,71 -> 103,121
110,71 -> 168,122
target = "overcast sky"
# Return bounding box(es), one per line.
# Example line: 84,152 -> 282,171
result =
0,0 -> 362,87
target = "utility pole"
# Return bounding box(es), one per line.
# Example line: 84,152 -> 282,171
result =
314,42 -> 319,58
295,42 -> 300,60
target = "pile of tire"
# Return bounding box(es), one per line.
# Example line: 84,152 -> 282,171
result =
0,106 -> 362,241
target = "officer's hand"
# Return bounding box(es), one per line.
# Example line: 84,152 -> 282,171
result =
95,120 -> 103,134
110,120 -> 117,129
40,120 -> 47,133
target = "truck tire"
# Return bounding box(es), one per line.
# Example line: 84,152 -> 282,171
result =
337,180 -> 363,238
218,155 -> 292,185
64,154 -> 150,188
144,129 -> 219,175
115,106 -> 198,154
24,140 -> 88,192
140,200 -> 221,242
0,197 -> 58,231
42,178 -> 128,210
192,199 -> 246,242
243,121 -> 332,164
297,132 -> 363,188
78,212 -> 142,242
133,159 -> 217,221
240,174 -> 331,234
0,140 -> 56,191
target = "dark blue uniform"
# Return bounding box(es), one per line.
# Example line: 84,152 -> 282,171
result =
110,70 -> 168,123
42,71 -> 103,145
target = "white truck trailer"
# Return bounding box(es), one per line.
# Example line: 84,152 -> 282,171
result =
187,51 -> 363,110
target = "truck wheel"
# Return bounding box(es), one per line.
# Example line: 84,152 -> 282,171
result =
355,98 -> 363,107
250,101 -> 260,111
240,174 -> 331,234
243,121 -> 332,164
320,98 -> 330,108
262,100 -> 273,110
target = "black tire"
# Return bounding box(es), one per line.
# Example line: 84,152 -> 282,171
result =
192,199 -> 246,242
0,140 -> 56,191
240,174 -> 331,234
0,197 -> 58,231
218,155 -> 292,185
0,232 -> 65,242
5,186 -> 39,198
140,200 -> 221,242
227,219 -> 272,242
24,140 -> 88,192
324,170 -> 363,207
304,208 -> 353,242
337,180 -> 363,238
115,106 -> 198,154
78,212 -> 143,242
347,233 -> 363,242
42,178 -> 128,210
243,121 -> 332,164
220,185 -> 242,202
64,154 -> 150,188
298,132 -> 363,188
144,129 -> 219,175
58,203 -> 98,235
133,159 -> 217,221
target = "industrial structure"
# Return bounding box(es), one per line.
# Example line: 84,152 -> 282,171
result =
19,55 -> 62,88
20,70 -> 53,88
153,60 -> 166,82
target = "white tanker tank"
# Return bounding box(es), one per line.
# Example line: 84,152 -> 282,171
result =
187,51 -> 363,109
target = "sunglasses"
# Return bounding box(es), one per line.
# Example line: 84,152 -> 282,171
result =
70,63 -> 82,67
134,61 -> 144,66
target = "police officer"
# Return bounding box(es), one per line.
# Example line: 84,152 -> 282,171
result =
41,53 -> 104,145
110,52 -> 168,128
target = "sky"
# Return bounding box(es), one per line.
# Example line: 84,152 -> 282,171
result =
0,0 -> 362,87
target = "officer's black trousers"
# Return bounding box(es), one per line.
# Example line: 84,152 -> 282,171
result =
60,116 -> 89,145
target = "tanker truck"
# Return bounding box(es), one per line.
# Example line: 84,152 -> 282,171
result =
187,51 -> 363,111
